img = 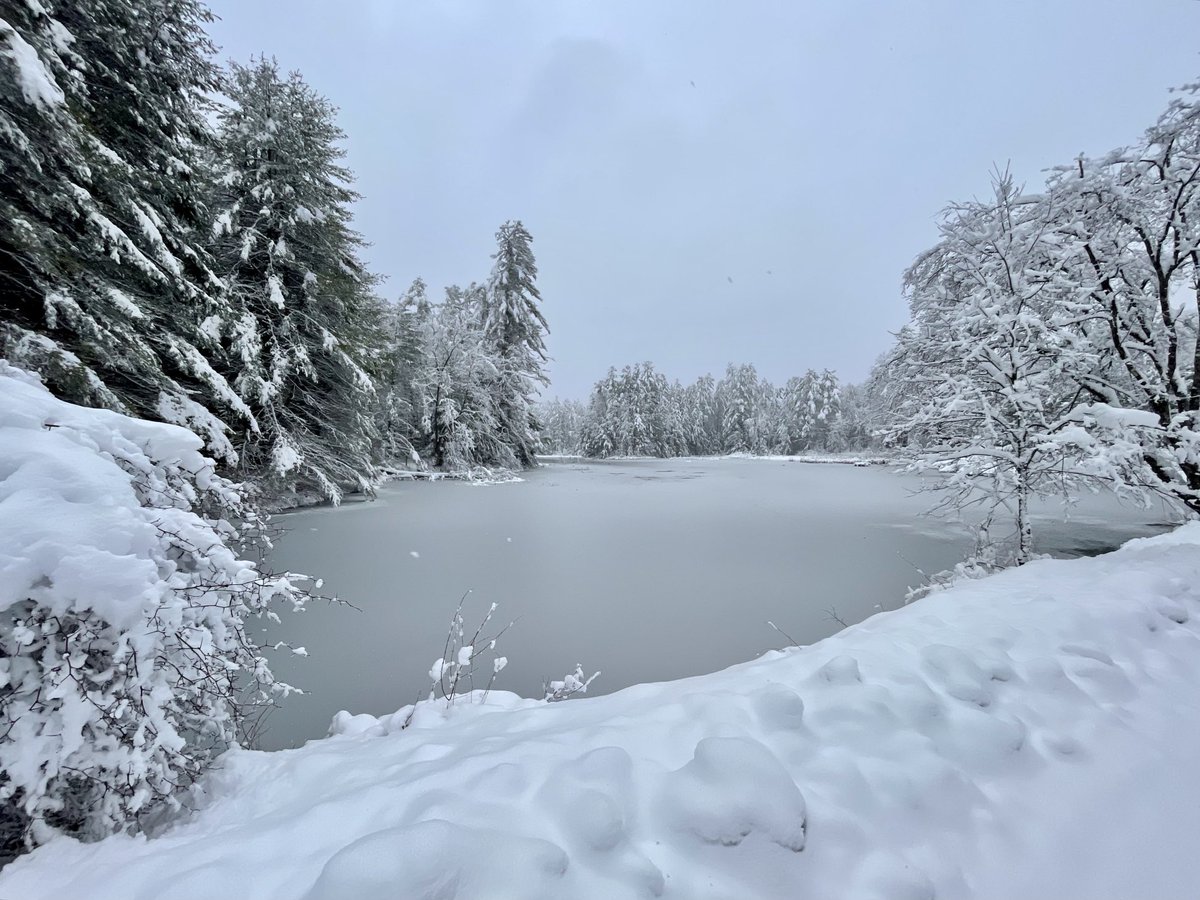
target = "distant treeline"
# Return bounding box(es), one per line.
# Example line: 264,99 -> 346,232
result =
539,362 -> 883,458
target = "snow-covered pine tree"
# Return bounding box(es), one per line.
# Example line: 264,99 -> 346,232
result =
209,58 -> 382,502
483,220 -> 549,467
776,370 -> 841,453
615,368 -> 640,456
376,278 -> 429,466
636,362 -> 687,456
580,368 -> 618,458
716,363 -> 761,454
0,0 -> 252,460
808,370 -> 842,451
666,378 -> 691,455
618,364 -> 652,455
778,373 -> 813,453
750,377 -> 781,454
833,382 -> 873,451
536,397 -> 585,455
577,363 -> 688,457
419,284 -> 510,469
680,374 -> 720,455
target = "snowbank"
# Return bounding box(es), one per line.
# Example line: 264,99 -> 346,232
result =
0,364 -> 305,848
5,524 -> 1200,897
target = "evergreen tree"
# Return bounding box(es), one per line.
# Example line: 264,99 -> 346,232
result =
580,368 -> 618,458
750,378 -> 781,454
377,278 -> 429,465
536,397 -> 585,455
576,363 -> 859,459
209,58 -> 381,501
807,370 -> 842,451
716,363 -> 761,453
578,363 -> 687,457
778,374 -> 812,453
0,0 -> 251,459
680,374 -> 720,454
777,370 -> 842,452
484,220 -> 549,467
833,382 -> 873,451
419,284 -> 510,469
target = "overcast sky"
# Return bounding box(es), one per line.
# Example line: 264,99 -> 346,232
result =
206,1 -> 1200,399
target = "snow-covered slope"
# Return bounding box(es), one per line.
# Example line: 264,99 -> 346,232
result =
4,526 -> 1200,898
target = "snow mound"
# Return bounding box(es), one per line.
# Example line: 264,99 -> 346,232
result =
5,520 -> 1200,897
306,820 -> 569,900
0,363 -> 304,849
0,363 -> 229,630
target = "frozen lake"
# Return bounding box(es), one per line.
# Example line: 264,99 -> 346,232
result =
258,457 -> 1175,749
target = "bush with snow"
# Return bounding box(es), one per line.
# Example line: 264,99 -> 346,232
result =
0,364 -> 308,855
544,664 -> 601,702
416,597 -> 598,711
423,595 -> 513,711
375,596 -> 598,733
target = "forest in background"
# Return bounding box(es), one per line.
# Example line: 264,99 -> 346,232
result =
539,365 -> 876,457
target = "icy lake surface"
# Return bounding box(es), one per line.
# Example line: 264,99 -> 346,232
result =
260,457 -> 1176,749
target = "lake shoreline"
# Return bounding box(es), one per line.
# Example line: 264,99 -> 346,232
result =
256,458 -> 1171,750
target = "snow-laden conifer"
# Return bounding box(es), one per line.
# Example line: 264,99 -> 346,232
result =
483,220 -> 549,467
0,0 -> 251,459
716,363 -> 761,454
209,58 -> 382,501
376,278 -> 430,466
536,397 -> 586,455
579,363 -> 687,457
419,284 -> 511,469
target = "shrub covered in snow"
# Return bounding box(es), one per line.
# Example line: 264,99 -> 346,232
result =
543,664 -> 601,702
0,364 -> 308,855
424,595 -> 512,711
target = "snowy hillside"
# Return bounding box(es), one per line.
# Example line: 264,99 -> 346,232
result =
4,522 -> 1200,898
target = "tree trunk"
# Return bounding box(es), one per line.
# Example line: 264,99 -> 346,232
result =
1014,467 -> 1033,566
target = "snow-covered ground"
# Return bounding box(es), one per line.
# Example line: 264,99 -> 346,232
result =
5,525 -> 1200,898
